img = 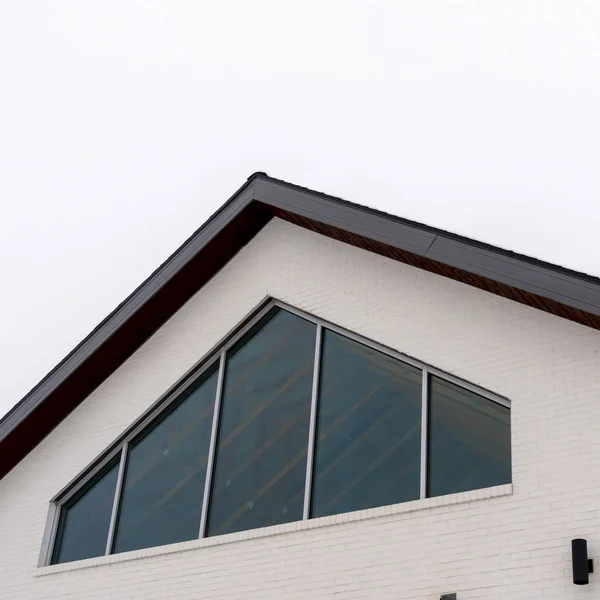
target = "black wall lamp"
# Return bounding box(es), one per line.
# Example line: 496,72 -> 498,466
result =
572,538 -> 594,585
440,595 -> 456,600
440,539 -> 594,593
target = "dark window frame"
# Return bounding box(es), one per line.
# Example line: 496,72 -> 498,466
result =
43,298 -> 511,566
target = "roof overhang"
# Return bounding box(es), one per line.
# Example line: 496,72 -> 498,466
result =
2,173 -> 599,480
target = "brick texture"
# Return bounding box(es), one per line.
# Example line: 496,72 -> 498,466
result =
1,218 -> 599,599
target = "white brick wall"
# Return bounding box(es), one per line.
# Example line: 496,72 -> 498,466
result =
1,217 -> 600,599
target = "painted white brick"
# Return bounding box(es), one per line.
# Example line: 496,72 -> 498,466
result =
1,218 -> 600,599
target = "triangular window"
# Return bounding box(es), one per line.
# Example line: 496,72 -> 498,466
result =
47,302 -> 511,565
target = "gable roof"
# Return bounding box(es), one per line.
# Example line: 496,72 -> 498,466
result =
2,172 -> 600,480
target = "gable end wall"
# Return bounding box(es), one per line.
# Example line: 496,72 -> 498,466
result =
1,218 -> 599,600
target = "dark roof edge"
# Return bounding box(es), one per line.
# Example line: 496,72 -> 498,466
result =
0,176 -> 258,439
2,172 -> 599,445
258,174 -> 600,286
251,176 -> 600,315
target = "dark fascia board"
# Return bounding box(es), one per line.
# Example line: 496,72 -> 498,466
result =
1,172 -> 599,461
252,176 -> 600,316
0,178 -> 256,442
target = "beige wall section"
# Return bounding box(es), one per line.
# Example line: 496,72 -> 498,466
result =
1,217 -> 600,599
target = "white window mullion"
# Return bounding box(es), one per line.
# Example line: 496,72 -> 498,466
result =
419,368 -> 429,500
105,442 -> 129,555
198,350 -> 227,538
303,323 -> 323,521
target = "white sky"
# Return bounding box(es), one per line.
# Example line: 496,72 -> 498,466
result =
1,1 -> 599,418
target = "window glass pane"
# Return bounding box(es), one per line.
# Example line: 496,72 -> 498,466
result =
428,376 -> 511,497
52,459 -> 119,564
114,367 -> 218,553
207,309 -> 316,537
311,331 -> 422,518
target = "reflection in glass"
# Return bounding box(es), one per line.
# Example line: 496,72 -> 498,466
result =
114,367 -> 218,553
311,331 -> 422,518
207,309 -> 316,537
51,305 -> 514,565
52,459 -> 119,564
428,376 -> 511,497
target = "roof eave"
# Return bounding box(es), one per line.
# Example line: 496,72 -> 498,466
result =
1,172 -> 599,480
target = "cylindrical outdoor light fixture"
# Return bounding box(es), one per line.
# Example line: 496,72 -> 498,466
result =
572,538 -> 593,585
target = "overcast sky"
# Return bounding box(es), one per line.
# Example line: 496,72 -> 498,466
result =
1,1 -> 599,419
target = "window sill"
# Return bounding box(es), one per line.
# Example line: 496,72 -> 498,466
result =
36,483 -> 512,576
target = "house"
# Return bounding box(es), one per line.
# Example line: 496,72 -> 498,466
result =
1,172 -> 599,599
